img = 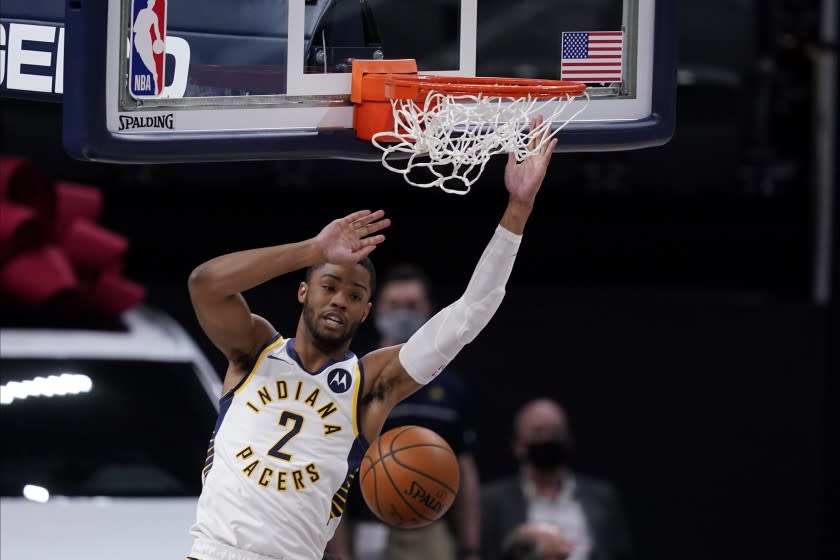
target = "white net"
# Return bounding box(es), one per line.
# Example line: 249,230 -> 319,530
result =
371,91 -> 590,194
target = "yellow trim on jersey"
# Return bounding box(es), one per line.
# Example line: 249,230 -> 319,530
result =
234,336 -> 286,396
351,363 -> 362,436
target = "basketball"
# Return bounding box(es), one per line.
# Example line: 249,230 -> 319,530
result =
152,39 -> 164,54
360,425 -> 460,529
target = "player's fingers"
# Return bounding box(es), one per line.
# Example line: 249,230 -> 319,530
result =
360,234 -> 386,247
353,209 -> 386,228
352,211 -> 389,242
541,137 -> 558,158
343,210 -> 372,224
541,119 -> 555,144
360,244 -> 379,258
355,239 -> 383,259
363,218 -> 391,236
351,245 -> 375,261
538,140 -> 557,167
530,115 -> 549,151
354,217 -> 390,239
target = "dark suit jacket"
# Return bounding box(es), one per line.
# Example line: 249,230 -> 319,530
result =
480,474 -> 634,560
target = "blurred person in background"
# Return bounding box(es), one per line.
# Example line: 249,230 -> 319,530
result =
481,399 -> 633,560
501,521 -> 572,560
326,263 -> 481,560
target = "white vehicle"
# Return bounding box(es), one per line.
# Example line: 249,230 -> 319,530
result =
0,305 -> 222,560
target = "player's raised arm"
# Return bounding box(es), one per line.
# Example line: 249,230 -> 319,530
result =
189,210 -> 390,366
360,116 -> 556,436
500,114 -> 558,234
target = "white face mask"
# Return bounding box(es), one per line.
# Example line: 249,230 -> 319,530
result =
374,309 -> 427,343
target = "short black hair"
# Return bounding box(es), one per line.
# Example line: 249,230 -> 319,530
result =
304,257 -> 377,299
378,262 -> 435,306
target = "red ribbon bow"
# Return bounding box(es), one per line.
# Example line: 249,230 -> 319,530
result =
0,156 -> 145,318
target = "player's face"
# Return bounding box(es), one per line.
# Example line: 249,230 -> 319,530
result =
300,263 -> 372,350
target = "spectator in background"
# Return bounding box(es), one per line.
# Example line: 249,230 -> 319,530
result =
326,263 -> 481,560
502,522 -> 572,560
481,399 -> 633,560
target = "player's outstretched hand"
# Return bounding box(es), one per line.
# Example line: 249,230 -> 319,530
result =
316,209 -> 390,265
504,114 -> 557,207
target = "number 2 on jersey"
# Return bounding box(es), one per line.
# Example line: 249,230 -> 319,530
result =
267,410 -> 304,461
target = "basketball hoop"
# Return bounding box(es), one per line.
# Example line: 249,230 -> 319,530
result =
352,60 -> 589,195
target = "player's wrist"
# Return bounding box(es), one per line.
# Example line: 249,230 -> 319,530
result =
305,236 -> 330,265
508,194 -> 535,212
500,200 -> 532,234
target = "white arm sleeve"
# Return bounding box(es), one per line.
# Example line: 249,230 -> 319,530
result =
398,225 -> 522,384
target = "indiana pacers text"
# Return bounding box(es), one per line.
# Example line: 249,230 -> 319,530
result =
233,378 -> 347,492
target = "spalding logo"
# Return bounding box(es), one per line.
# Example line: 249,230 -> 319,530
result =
118,114 -> 174,130
327,368 -> 352,394
404,480 -> 444,513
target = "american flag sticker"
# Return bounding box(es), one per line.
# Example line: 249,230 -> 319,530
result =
560,31 -> 624,84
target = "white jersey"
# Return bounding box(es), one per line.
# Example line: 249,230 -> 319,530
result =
190,335 -> 369,560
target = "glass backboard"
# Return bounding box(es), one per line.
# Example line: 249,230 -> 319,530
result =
60,0 -> 678,163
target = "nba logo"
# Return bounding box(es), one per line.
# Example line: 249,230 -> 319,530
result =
129,0 -> 167,98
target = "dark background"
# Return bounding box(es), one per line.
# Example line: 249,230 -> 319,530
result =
0,1 -> 833,559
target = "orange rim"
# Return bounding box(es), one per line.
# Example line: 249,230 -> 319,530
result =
383,74 -> 587,101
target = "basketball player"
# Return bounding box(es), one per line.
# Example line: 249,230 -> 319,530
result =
326,264 -> 481,560
186,116 -> 558,560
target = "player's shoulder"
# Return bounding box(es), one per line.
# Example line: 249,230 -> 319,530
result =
357,343 -> 398,377
257,331 -> 286,356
